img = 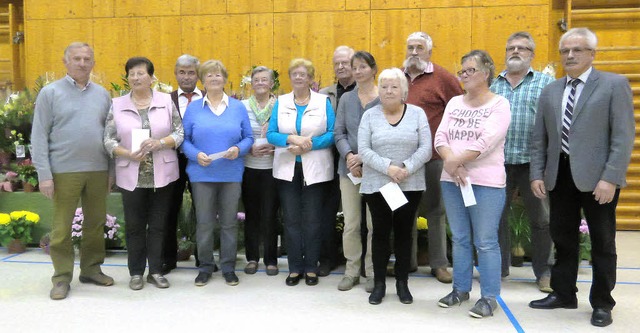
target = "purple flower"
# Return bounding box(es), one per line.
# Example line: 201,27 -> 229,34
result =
579,219 -> 589,235
237,212 -> 246,221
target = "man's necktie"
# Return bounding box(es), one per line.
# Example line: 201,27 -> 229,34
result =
182,91 -> 195,104
561,79 -> 581,154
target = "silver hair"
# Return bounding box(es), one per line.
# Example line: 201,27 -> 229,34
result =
175,54 -> 200,69
251,66 -> 275,81
378,68 -> 409,101
406,32 -> 433,51
334,45 -> 355,58
64,42 -> 92,62
559,27 -> 598,50
507,31 -> 536,52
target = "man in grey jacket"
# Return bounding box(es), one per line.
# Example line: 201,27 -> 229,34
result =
31,42 -> 114,300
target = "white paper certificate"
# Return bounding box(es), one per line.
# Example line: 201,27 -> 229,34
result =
460,177 -> 477,207
254,138 -> 268,146
379,182 -> 408,211
347,172 -> 362,185
207,151 -> 227,161
131,129 -> 150,152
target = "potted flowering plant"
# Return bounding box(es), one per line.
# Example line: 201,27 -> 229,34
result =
0,210 -> 40,253
15,158 -> 38,191
71,208 -> 121,249
579,218 -> 591,263
416,216 -> 429,266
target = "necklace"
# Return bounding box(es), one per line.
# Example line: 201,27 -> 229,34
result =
294,93 -> 310,105
131,94 -> 152,107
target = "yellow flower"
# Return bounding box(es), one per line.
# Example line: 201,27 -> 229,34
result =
0,213 -> 11,225
25,212 -> 40,223
416,216 -> 428,230
10,211 -> 27,220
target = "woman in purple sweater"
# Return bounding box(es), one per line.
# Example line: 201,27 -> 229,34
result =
181,60 -> 253,287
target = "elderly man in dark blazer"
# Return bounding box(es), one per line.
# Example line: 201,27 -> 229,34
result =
528,27 -> 635,328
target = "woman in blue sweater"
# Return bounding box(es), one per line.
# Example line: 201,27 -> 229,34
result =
181,60 -> 254,287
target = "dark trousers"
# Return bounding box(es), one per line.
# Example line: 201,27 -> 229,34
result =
277,162 -> 327,274
121,182 -> 175,276
163,153 -> 192,267
242,167 -> 280,266
364,191 -> 422,283
320,175 -> 341,267
549,154 -> 618,310
498,163 -> 552,279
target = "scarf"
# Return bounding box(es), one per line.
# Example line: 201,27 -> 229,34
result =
248,94 -> 276,126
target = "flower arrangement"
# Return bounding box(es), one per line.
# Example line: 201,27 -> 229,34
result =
417,216 -> 428,230
0,210 -> 40,245
579,218 -> 591,262
15,158 -> 38,187
0,76 -> 48,153
71,208 -> 121,248
1,171 -> 19,192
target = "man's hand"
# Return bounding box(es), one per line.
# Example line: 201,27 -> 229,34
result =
593,180 -> 616,204
531,180 -> 547,199
40,179 -> 54,199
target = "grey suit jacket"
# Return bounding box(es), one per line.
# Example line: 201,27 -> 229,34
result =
530,69 -> 635,192
319,84 -> 337,111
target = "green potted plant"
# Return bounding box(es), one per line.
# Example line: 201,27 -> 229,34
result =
176,194 -> 196,261
0,210 -> 40,253
508,198 -> 531,266
15,158 -> 38,192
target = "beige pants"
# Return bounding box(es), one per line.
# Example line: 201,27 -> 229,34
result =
340,176 -> 373,278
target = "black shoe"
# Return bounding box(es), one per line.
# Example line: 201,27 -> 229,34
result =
529,293 -> 577,309
305,273 -> 319,286
285,273 -> 303,286
223,272 -> 239,286
161,263 -> 177,275
396,280 -> 413,304
591,308 -> 613,327
318,262 -> 332,277
369,282 -> 386,305
194,272 -> 211,287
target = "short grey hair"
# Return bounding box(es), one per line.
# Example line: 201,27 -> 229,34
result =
406,32 -> 433,51
559,27 -> 598,50
64,42 -> 92,62
334,45 -> 355,58
175,54 -> 200,70
507,31 -> 536,52
461,50 -> 496,87
251,66 -> 275,81
378,68 -> 409,101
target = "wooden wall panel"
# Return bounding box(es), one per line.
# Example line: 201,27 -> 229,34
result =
92,18 -> 137,87
25,0 -> 93,19
230,0 -> 274,14
114,0 -> 179,17
249,14 -> 275,69
420,7 -> 473,72
25,19 -> 93,81
372,0 -> 471,10
92,0 -> 115,18
179,0 -> 227,15
473,0 -> 547,6
272,0 -> 345,13
274,11 -> 370,90
346,0 -> 371,11
370,10 -> 421,72
136,17 -> 182,84
472,5 -> 551,72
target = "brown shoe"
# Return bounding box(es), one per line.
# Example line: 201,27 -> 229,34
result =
432,267 -> 453,284
50,282 -> 70,300
79,272 -> 114,286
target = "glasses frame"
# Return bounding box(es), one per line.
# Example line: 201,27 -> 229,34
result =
506,45 -> 533,53
457,67 -> 478,77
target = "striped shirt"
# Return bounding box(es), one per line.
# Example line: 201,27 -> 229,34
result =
490,68 -> 553,164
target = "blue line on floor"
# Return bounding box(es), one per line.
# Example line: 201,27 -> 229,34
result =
497,295 -> 525,333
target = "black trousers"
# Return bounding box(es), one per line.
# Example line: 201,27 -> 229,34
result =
121,182 -> 175,276
549,154 -> 618,310
364,191 -> 422,283
241,167 -> 280,266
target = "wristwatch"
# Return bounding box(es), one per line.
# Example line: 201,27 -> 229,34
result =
159,139 -> 166,148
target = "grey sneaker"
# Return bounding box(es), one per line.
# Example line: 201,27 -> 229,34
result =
438,290 -> 470,308
469,298 -> 498,318
365,277 -> 375,293
129,275 -> 144,290
147,274 -> 170,288
337,276 -> 359,291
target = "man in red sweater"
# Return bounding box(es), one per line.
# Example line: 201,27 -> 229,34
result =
403,31 -> 463,283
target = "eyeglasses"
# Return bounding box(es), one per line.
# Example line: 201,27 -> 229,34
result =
290,72 -> 308,78
252,78 -> 271,84
559,47 -> 593,56
457,68 -> 478,77
506,46 -> 533,52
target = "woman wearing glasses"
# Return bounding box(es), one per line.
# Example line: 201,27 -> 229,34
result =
434,50 -> 511,318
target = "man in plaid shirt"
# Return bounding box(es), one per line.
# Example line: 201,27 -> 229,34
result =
491,31 -> 554,292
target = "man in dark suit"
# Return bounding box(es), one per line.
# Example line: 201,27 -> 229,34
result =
162,54 -> 204,274
528,28 -> 635,328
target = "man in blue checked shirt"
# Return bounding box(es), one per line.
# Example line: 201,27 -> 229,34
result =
490,31 -> 554,293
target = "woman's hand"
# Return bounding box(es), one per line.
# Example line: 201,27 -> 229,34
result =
141,138 -> 163,153
387,165 -> 408,183
251,143 -> 275,157
197,152 -> 213,166
346,152 -> 361,170
128,149 -> 147,162
443,156 -> 462,177
349,165 -> 362,178
288,135 -> 312,150
287,144 -> 305,155
223,146 -> 240,160
453,166 -> 469,186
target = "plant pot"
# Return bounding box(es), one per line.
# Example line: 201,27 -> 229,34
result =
0,150 -> 11,168
23,183 -> 36,192
177,247 -> 193,261
7,238 -> 26,253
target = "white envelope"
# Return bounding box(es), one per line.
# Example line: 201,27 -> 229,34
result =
460,177 -> 477,207
131,129 -> 150,152
347,172 -> 362,185
379,182 -> 408,211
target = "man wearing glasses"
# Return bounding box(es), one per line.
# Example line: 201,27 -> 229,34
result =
490,32 -> 554,292
403,32 -> 463,283
528,27 -> 634,328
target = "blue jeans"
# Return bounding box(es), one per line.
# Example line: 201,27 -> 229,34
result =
441,181 -> 505,299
